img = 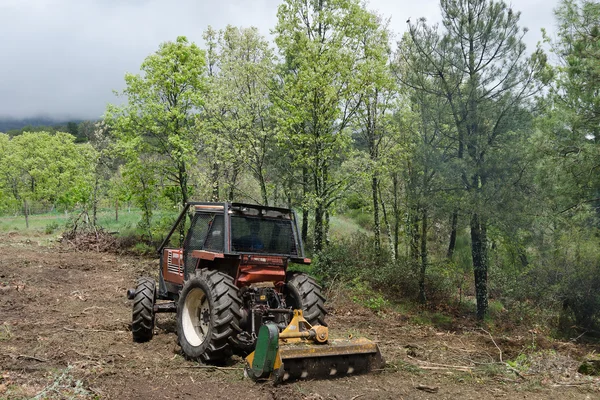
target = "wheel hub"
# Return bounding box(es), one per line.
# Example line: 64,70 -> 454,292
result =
182,287 -> 210,347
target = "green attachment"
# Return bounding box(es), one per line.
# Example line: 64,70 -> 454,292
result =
248,323 -> 280,380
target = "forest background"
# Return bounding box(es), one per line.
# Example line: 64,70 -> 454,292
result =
1,0 -> 599,336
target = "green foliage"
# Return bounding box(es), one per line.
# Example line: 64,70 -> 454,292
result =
202,26 -> 278,205
0,131 -> 97,218
106,36 -> 207,213
350,277 -> 389,313
44,222 -> 59,234
274,0 -> 386,251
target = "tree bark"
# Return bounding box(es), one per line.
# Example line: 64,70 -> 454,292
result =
447,211 -> 458,259
409,208 -> 420,266
92,174 -> 99,227
392,172 -> 400,258
378,182 -> 395,260
324,209 -> 330,247
301,167 -> 309,244
313,201 -> 324,253
470,213 -> 488,320
418,207 -> 428,304
24,199 -> 29,229
211,162 -> 219,202
258,173 -> 269,206
372,175 -> 381,254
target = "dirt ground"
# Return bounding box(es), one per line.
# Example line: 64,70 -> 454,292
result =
1,233 -> 599,399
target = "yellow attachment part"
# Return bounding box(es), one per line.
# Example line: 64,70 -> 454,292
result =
279,309 -> 329,343
244,309 -> 384,383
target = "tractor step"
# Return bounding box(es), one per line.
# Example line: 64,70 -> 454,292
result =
154,301 -> 177,313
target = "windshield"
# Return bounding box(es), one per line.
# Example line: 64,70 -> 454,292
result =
230,215 -> 298,255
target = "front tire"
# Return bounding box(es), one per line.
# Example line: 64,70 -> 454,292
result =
177,269 -> 242,362
132,277 -> 156,343
285,273 -> 327,326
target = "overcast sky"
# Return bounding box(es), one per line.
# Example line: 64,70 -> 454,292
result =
0,0 -> 558,120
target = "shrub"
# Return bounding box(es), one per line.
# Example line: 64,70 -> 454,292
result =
44,222 -> 60,234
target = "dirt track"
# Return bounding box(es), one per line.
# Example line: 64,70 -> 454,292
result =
1,234 -> 599,399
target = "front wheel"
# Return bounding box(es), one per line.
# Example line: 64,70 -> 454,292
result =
177,269 -> 242,362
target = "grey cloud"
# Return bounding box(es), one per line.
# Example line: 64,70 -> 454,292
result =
0,0 -> 558,120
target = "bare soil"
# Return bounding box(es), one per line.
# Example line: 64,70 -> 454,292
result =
1,233 -> 599,399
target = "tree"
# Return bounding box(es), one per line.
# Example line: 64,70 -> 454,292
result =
202,26 -> 278,205
0,132 -> 96,226
539,0 -> 600,216
274,0 -> 382,252
106,36 -> 206,210
353,16 -> 395,255
399,0 -> 546,318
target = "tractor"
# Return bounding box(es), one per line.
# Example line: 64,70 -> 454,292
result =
127,202 -> 382,382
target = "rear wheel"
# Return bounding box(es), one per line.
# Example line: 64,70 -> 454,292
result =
285,273 -> 327,326
132,277 -> 156,342
177,269 -> 242,362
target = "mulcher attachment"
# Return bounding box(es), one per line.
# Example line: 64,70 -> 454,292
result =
244,310 -> 384,383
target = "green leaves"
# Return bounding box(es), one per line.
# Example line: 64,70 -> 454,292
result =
106,36 -> 207,210
0,131 -> 97,210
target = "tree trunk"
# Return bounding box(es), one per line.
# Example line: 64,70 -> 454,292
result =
470,213 -> 488,320
378,183 -> 395,260
211,162 -> 219,202
313,202 -> 324,253
447,211 -> 458,259
392,172 -> 399,258
372,175 -> 381,255
258,173 -> 269,206
418,207 -> 428,304
301,167 -> 309,244
92,174 -> 99,227
24,199 -> 29,229
115,198 -> 119,222
324,209 -> 330,247
409,209 -> 420,266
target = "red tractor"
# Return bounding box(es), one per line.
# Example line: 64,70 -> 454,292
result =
128,202 -> 381,381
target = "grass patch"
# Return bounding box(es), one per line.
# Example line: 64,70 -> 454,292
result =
387,359 -> 423,374
0,323 -> 13,341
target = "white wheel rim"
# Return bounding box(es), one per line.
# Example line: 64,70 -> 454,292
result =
182,287 -> 210,347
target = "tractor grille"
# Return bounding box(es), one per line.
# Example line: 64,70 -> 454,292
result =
230,215 -> 298,256
166,250 -> 181,274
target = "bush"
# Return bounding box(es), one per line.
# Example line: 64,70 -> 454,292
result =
45,222 -> 60,234
313,233 -> 457,305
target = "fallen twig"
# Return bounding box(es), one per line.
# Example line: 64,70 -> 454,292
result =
419,365 -> 473,372
552,381 -> 590,387
504,363 -> 526,380
416,385 -> 439,393
407,355 -> 474,370
350,395 -> 365,400
82,306 -> 107,314
17,354 -> 48,362
180,365 -> 243,371
1,354 -> 48,362
480,328 -> 502,362
63,327 -> 127,334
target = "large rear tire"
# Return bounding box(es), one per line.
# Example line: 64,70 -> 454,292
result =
132,277 -> 156,343
285,273 -> 327,326
177,269 -> 242,362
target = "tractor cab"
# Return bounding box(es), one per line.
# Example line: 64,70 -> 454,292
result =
156,203 -> 309,299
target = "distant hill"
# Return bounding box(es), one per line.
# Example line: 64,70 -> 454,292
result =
0,117 -> 84,133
